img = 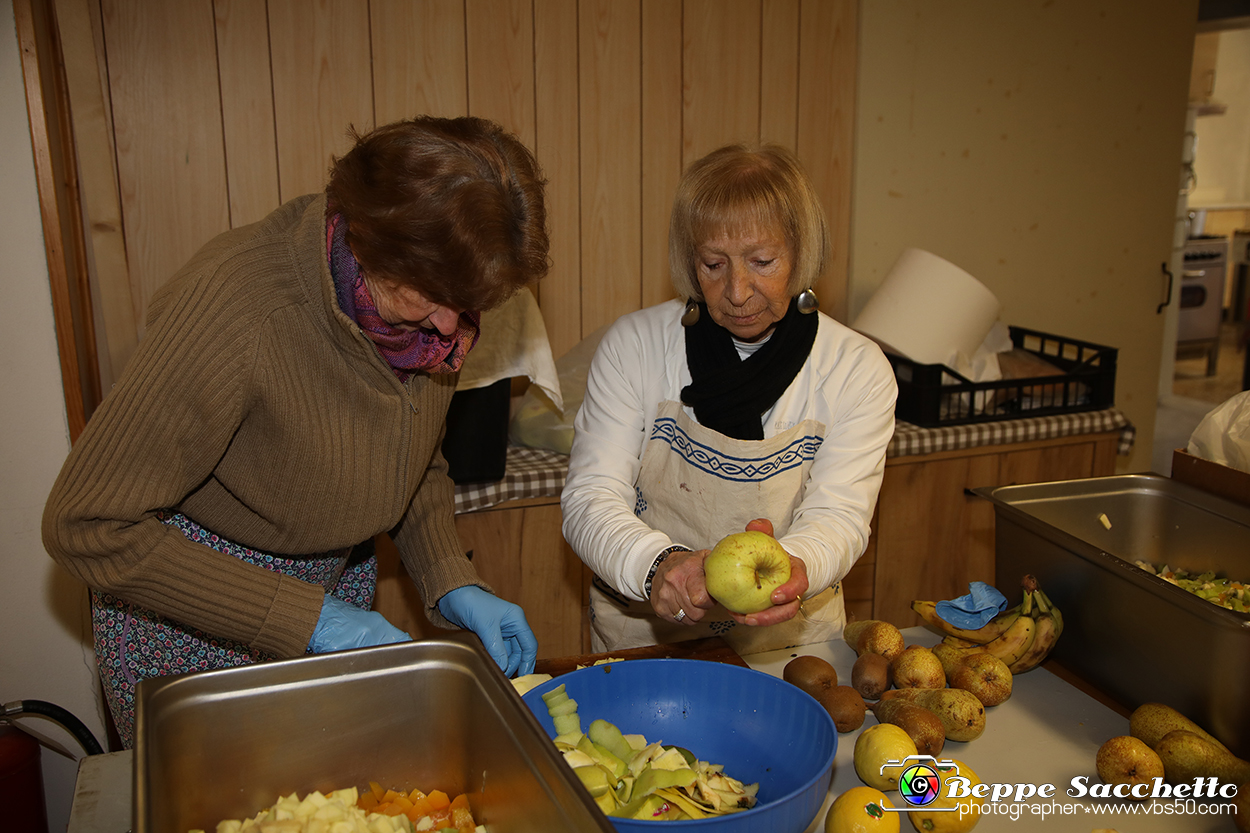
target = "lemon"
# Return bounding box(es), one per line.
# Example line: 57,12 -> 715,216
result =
908,758 -> 984,833
854,723 -> 918,791
825,786 -> 900,833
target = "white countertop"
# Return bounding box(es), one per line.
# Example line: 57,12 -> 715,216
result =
745,628 -> 1236,833
70,627 -> 1239,832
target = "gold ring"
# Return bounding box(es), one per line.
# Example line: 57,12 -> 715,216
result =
675,608 -> 687,622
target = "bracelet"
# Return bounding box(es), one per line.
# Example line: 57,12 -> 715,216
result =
644,545 -> 692,599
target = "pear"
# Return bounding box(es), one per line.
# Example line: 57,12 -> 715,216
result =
870,698 -> 945,756
949,652 -> 1013,707
1154,730 -> 1250,785
1234,779 -> 1250,833
1095,736 -> 1163,798
1129,702 -> 1229,752
931,641 -> 972,680
843,620 -> 905,661
879,687 -> 985,742
889,645 -> 946,689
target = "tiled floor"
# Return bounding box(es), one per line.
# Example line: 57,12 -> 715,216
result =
1152,321 -> 1247,475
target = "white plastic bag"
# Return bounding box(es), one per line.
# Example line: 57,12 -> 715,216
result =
1187,391 -> 1250,474
508,325 -> 609,455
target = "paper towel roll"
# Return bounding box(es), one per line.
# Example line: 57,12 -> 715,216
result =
851,248 -> 1001,369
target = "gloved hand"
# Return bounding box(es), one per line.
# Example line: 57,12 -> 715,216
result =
437,586 -> 538,677
308,594 -> 411,653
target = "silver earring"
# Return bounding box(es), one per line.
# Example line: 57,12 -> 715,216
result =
681,299 -> 700,327
796,288 -> 819,314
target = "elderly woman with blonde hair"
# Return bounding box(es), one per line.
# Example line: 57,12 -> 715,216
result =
561,143 -> 897,654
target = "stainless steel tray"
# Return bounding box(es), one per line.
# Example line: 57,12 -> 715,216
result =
134,633 -> 613,833
975,474 -> 1250,758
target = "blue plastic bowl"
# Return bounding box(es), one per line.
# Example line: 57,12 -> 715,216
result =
521,659 -> 836,832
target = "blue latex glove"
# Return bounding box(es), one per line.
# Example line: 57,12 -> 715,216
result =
308,594 -> 411,653
437,586 -> 538,677
935,581 -> 1008,629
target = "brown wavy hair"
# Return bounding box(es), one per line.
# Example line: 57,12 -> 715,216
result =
326,116 -> 549,311
668,143 -> 829,302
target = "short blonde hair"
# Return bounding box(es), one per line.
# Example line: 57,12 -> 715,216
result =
668,143 -> 829,302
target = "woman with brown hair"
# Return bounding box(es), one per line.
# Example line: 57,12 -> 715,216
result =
561,143 -> 897,655
42,116 -> 548,747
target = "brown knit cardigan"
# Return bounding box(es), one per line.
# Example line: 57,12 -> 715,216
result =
42,194 -> 485,657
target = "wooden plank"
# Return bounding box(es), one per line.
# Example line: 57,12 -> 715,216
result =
15,0 -> 89,439
213,0 -> 280,228
760,0 -> 799,149
55,0 -> 136,385
466,0 -> 535,147
682,0 -> 761,166
267,0 -> 373,202
517,504 -> 586,659
533,636 -> 749,678
795,0 -> 855,321
579,0 -> 642,334
997,441 -> 1096,488
640,0 -> 683,310
874,453 -> 999,627
372,0 -> 468,124
533,0 -> 582,354
102,0 -> 229,329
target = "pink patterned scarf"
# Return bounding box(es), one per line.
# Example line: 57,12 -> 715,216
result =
327,213 -> 480,381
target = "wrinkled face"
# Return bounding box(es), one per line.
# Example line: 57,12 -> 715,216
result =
364,274 -> 466,335
695,224 -> 794,343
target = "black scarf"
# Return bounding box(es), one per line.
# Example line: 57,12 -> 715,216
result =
681,297 -> 818,440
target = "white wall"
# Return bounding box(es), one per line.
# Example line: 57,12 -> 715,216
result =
0,2 -> 109,830
850,0 -> 1200,474
1192,27 -> 1250,207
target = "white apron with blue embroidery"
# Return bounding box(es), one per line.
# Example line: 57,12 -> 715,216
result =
589,400 -> 844,655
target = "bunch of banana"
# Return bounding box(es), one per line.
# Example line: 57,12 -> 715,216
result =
911,575 -> 1064,674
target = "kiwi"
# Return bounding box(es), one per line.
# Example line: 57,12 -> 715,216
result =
870,698 -> 946,756
851,652 -> 892,700
817,685 -> 867,733
783,654 -> 839,700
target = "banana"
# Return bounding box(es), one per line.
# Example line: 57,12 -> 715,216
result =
980,606 -> 1037,667
1008,611 -> 1055,673
938,589 -> 1037,667
1010,590 -> 1063,673
910,599 -> 1023,644
1035,588 -> 1064,639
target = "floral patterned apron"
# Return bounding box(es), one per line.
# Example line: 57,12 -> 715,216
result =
589,400 -> 844,655
91,511 -> 375,748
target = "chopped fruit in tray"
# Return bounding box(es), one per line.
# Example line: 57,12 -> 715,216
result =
1134,561 -> 1249,613
190,784 -> 483,833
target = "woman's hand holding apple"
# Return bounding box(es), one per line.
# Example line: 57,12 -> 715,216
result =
649,548 -> 716,624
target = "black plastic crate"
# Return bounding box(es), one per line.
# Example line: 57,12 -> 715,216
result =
887,326 -> 1117,427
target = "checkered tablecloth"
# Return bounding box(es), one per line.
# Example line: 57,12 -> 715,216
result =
454,446 -> 569,514
454,409 -> 1135,514
888,408 -> 1135,459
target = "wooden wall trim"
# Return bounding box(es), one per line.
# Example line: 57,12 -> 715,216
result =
15,0 -> 97,441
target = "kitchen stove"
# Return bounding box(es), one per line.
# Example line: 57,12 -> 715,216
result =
1178,235 -> 1228,376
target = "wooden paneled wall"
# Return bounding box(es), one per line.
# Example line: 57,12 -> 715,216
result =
81,0 -> 855,380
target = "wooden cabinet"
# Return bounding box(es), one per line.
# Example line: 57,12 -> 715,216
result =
375,495 -> 592,660
855,430 -> 1121,628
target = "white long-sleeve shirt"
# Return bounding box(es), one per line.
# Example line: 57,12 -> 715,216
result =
561,299 -> 898,601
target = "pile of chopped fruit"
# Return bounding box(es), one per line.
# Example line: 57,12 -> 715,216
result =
190,784 -> 482,833
1134,561 -> 1249,613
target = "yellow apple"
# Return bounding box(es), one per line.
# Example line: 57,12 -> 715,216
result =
704,531 -> 792,614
